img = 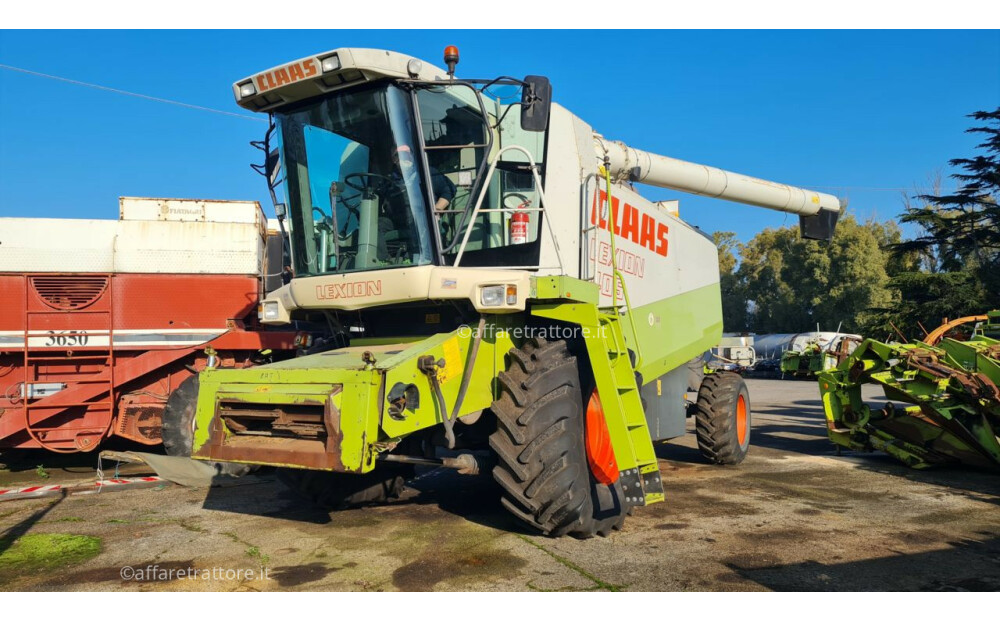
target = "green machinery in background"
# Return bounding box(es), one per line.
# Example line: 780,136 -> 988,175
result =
818,311 -> 1000,470
781,342 -> 827,378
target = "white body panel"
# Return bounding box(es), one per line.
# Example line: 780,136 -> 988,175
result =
538,105 -> 719,309
119,197 -> 264,225
0,219 -> 118,272
0,198 -> 266,275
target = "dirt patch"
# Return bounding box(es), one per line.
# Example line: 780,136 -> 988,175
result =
655,523 -> 690,530
392,547 -> 527,591
270,562 -> 341,587
644,486 -> 762,519
895,529 -> 949,546
725,552 -> 783,570
58,560 -> 196,586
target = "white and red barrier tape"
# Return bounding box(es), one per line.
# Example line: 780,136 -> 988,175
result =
0,476 -> 166,501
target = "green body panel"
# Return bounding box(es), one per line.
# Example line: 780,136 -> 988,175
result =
191,275 -> 720,499
621,283 -> 723,383
531,275 -> 600,305
192,322 -> 516,473
817,316 -> 1000,471
531,277 -> 721,383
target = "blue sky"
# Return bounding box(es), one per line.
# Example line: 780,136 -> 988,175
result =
1,30 -> 998,242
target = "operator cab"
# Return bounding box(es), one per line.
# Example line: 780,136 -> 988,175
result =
241,47 -> 553,280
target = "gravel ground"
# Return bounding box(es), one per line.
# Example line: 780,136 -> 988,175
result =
1,378 -> 998,592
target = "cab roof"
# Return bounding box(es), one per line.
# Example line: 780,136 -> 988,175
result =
233,47 -> 448,113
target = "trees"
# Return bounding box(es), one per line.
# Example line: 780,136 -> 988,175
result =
713,109 -> 998,338
713,231 -> 748,332
732,216 -> 894,334
887,108 -> 1000,332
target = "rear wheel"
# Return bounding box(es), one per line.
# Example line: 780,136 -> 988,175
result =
490,337 -> 626,538
161,375 -> 255,477
276,466 -> 411,510
695,372 -> 751,465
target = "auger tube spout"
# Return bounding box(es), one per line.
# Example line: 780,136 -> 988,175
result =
595,137 -> 844,239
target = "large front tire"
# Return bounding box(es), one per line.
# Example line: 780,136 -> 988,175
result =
695,372 -> 751,465
490,337 -> 626,538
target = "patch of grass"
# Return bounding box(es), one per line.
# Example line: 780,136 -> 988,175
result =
245,546 -> 270,566
175,519 -> 207,533
48,517 -> 85,523
0,533 -> 101,574
35,465 -> 50,480
106,518 -> 130,524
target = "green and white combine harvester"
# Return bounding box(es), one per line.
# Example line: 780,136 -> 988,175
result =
170,46 -> 845,537
819,312 -> 1000,471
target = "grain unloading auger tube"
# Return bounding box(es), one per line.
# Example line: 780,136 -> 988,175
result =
594,138 -> 844,241
182,45 -> 846,537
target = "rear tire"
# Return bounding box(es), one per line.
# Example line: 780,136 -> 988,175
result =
276,466 -> 410,510
695,372 -> 751,465
161,375 -> 255,477
490,337 -> 626,538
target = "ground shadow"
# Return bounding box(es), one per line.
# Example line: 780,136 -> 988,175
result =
198,475 -> 333,525
196,464 -> 537,537
0,493 -> 65,555
751,397 -> 1000,506
729,533 -> 1000,591
377,467 -> 524,535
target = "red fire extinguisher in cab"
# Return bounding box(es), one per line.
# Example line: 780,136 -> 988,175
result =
510,199 -> 531,245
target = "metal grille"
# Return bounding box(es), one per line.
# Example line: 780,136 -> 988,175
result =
30,275 -> 109,310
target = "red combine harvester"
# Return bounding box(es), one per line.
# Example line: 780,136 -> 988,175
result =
0,197 -> 295,454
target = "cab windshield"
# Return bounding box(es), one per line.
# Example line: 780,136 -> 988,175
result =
274,83 -> 434,275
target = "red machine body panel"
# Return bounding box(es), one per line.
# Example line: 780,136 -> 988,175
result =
0,199 -> 295,453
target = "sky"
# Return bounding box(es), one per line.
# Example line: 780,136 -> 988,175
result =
1,30 -> 998,242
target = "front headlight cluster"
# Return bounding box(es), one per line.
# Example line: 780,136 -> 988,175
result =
480,285 -> 518,307
259,301 -> 280,321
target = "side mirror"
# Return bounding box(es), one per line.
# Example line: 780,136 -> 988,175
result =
520,75 -> 552,132
265,148 -> 281,187
274,203 -> 287,219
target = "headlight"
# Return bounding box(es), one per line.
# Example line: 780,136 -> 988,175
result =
238,81 -> 256,98
262,302 -> 280,320
480,285 -> 505,307
320,55 -> 340,73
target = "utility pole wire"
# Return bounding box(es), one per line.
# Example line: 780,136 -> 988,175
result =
0,63 -> 265,122
0,64 -> 970,194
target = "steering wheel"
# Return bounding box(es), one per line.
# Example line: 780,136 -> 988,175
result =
312,206 -> 331,227
343,172 -> 395,194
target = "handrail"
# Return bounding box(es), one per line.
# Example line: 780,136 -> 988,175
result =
452,145 -> 564,274
601,164 -> 643,369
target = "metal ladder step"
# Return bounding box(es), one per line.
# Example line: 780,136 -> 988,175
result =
590,312 -> 663,506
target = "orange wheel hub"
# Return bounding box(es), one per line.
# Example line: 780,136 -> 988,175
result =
736,393 -> 748,445
585,390 -> 619,484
